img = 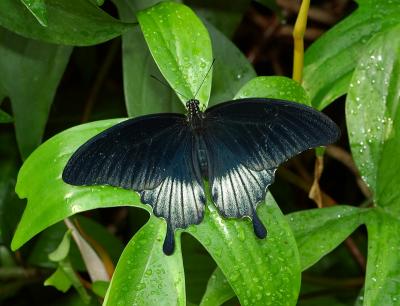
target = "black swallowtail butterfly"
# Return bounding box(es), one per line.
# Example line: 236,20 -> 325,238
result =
63,97 -> 340,255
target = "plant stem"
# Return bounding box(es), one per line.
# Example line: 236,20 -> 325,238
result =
292,0 -> 310,83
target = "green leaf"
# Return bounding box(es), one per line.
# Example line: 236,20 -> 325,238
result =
200,267 -> 233,306
0,0 -> 133,46
303,1 -> 400,110
0,108 -> 13,123
363,208 -> 400,305
44,266 -> 72,292
104,217 -> 185,305
137,2 -> 213,109
47,260 -> 92,303
11,119 -> 143,251
48,230 -> 72,262
189,194 -> 301,306
114,0 -> 183,117
181,234 -> 216,305
198,206 -> 366,304
234,76 -> 310,106
20,0 -> 48,27
0,143 -> 24,245
346,24 -> 400,214
188,0 -> 251,37
28,216 -> 124,270
0,27 -> 72,158
206,21 -> 256,107
92,280 -> 109,298
286,206 -> 365,270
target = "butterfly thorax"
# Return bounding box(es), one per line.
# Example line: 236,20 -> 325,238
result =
186,99 -> 204,130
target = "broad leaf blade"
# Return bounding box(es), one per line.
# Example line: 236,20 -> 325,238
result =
303,1 -> 400,110
0,0 -> 133,46
200,267 -> 234,306
206,21 -> 256,107
114,0 -> 183,117
346,24 -> 400,215
287,206 -> 365,270
234,76 -> 310,106
137,2 -> 213,109
104,217 -> 186,306
198,206 -> 366,304
189,194 -> 301,306
364,208 -> 400,305
20,0 -> 48,27
44,266 -> 72,292
0,28 -> 72,158
11,119 -> 143,250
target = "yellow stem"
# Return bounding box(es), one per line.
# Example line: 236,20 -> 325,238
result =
292,0 -> 310,83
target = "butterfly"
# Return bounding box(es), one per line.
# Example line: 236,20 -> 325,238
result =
62,97 -> 340,255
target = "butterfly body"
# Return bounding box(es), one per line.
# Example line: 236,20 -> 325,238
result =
63,98 -> 340,255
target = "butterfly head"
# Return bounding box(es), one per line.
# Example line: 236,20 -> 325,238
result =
186,99 -> 204,129
186,99 -> 201,115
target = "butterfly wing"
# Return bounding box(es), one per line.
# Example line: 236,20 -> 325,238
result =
203,98 -> 340,236
63,114 -> 205,254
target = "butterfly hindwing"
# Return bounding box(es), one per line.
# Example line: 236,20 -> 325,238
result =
140,128 -> 206,254
203,98 -> 340,234
63,114 -> 205,254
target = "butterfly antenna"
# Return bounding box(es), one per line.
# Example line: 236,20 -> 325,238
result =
194,58 -> 215,99
150,75 -> 190,100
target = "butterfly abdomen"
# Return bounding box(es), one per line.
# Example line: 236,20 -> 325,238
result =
193,134 -> 209,179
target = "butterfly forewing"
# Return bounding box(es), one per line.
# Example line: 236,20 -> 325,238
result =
62,114 -> 206,254
203,98 -> 340,232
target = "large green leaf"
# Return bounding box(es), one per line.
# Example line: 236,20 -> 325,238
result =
206,21 -> 256,107
114,0 -> 183,117
287,206 -> 366,270
199,206 -> 366,304
234,76 -> 310,106
189,193 -> 301,306
303,0 -> 400,110
363,208 -> 400,305
346,24 -> 400,215
200,266 -> 235,306
0,0 -> 133,46
104,217 -> 185,306
0,27 -> 72,158
20,0 -> 48,27
11,119 -> 143,250
181,234 -> 217,305
137,2 -> 213,109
